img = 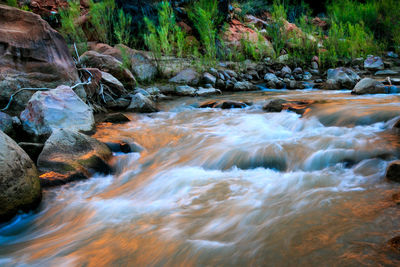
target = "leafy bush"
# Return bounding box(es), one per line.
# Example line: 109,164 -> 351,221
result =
188,0 -> 221,61
59,0 -> 86,45
6,0 -> 18,7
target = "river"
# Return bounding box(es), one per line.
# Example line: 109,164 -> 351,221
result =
1,89 -> 400,266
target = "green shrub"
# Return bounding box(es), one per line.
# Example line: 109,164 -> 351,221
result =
59,0 -> 86,45
266,0 -> 288,58
188,0 -> 220,62
6,0 -> 18,7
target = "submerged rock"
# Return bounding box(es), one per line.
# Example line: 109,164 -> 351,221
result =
37,129 -> 112,186
263,99 -> 288,112
199,100 -> 248,109
351,78 -> 386,95
0,130 -> 41,222
0,5 -> 80,113
101,113 -> 130,124
20,85 -> 95,141
386,161 -> 400,182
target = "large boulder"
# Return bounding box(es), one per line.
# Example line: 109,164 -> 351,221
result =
126,93 -> 159,113
37,129 -> 112,186
20,85 -> 95,141
351,78 -> 386,95
364,56 -> 384,71
0,130 -> 41,222
326,67 -> 360,89
386,161 -> 400,182
169,68 -> 200,86
0,4 -> 80,113
79,51 -> 136,89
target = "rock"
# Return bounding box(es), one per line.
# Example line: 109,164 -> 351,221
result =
126,93 -> 159,113
374,70 -> 399,76
0,5 -> 80,113
0,111 -> 13,135
175,85 -> 197,96
386,161 -> 400,182
105,141 -> 144,154
264,73 -> 280,83
169,68 -> 200,86
79,51 -> 136,89
351,78 -> 386,95
215,79 -> 226,90
225,70 -> 238,79
130,50 -> 158,83
387,51 -> 399,58
388,236 -> 400,251
263,99 -> 288,112
281,66 -> 292,77
100,71 -> 126,96
20,85 -> 95,141
311,61 -> 319,70
303,72 -> 312,81
37,129 -> 112,186
196,87 -> 222,97
202,72 -> 217,85
326,67 -> 361,89
233,81 -> 258,91
293,67 -> 303,74
101,113 -> 130,124
277,54 -> 289,63
209,68 -> 218,77
105,98 -> 131,110
199,100 -> 248,109
364,56 -> 384,70
145,87 -> 161,96
0,130 -> 41,222
18,142 -> 44,163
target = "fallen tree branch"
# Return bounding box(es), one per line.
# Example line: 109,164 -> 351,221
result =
1,69 -> 93,111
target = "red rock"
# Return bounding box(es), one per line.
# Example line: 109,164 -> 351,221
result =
0,4 -> 80,113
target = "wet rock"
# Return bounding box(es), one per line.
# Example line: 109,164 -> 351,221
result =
20,85 -> 95,141
37,129 -> 112,186
281,66 -> 292,77
303,72 -> 312,81
202,72 -> 217,85
364,56 -> 384,70
199,100 -> 248,109
169,68 -> 200,86
18,142 -> 44,163
225,80 -> 235,90
145,87 -> 161,96
311,61 -> 319,70
101,113 -> 130,124
126,93 -> 159,113
0,130 -> 41,222
386,161 -> 400,182
209,68 -> 218,77
233,81 -> 258,91
374,70 -> 399,76
0,5 -> 80,113
225,70 -> 238,79
105,141 -> 144,154
196,88 -> 222,97
264,73 -> 279,83
387,51 -> 399,58
388,236 -> 400,251
263,99 -> 288,112
326,67 -> 361,89
351,78 -> 386,95
0,111 -> 13,136
79,51 -> 136,89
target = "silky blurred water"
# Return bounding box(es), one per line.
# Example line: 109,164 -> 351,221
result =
1,90 -> 400,266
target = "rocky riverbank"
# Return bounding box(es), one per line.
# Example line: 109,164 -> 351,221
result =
1,4 -> 400,223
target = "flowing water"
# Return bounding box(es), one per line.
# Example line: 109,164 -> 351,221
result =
1,89 -> 400,266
